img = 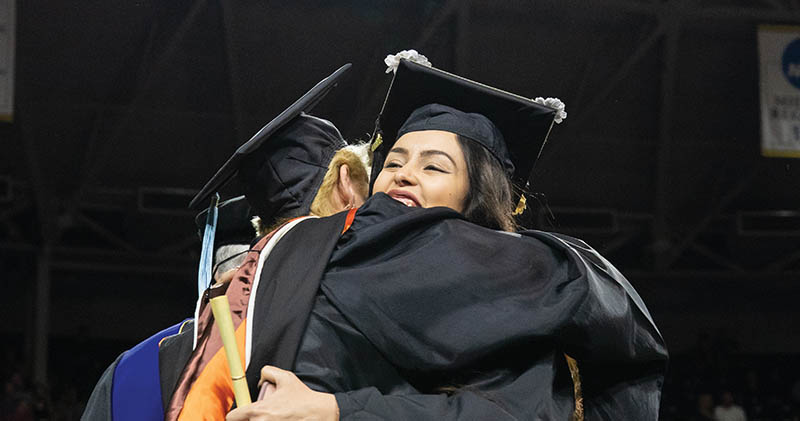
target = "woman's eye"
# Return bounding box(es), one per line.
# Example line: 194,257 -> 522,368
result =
425,165 -> 446,172
384,162 -> 401,169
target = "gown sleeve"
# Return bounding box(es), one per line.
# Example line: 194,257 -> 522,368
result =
81,354 -> 122,421
333,347 -> 576,420
529,231 -> 668,420
335,388 -> 519,420
325,227 -> 667,420
317,199 -> 667,420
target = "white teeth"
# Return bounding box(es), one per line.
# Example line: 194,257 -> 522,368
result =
396,197 -> 417,207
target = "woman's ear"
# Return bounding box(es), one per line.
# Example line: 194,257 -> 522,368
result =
336,164 -> 365,209
336,164 -> 355,208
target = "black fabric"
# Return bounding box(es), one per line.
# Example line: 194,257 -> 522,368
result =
81,353 -> 122,421
285,193 -> 667,419
157,321 -> 195,410
294,294 -> 418,396
239,114 -> 345,221
194,196 -> 255,246
245,211 -> 350,400
398,103 -> 513,176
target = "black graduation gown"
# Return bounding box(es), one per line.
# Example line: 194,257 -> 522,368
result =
152,193 -> 666,419
283,193 -> 667,420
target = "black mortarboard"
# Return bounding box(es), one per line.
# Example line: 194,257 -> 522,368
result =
194,195 -> 255,246
371,59 -> 557,191
189,63 -> 350,225
238,113 -> 345,221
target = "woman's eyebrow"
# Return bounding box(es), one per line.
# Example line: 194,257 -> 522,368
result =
389,147 -> 409,155
421,150 -> 456,166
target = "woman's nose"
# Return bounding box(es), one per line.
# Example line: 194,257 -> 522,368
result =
394,165 -> 416,186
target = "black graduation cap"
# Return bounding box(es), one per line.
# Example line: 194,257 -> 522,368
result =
370,59 -> 557,191
189,63 -> 351,225
194,195 -> 255,246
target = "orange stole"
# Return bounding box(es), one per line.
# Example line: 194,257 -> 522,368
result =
177,319 -> 248,420
342,208 -> 357,234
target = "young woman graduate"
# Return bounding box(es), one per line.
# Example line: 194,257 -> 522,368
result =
222,57 -> 668,420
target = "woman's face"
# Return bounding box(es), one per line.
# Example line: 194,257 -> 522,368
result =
373,130 -> 469,212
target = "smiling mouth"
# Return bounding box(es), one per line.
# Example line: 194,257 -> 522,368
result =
388,190 -> 420,207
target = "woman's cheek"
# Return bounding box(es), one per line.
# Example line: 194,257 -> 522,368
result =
373,172 -> 388,193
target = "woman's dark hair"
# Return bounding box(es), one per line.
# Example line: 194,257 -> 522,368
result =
456,135 -> 518,232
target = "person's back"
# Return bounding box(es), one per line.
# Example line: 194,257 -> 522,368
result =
714,391 -> 747,421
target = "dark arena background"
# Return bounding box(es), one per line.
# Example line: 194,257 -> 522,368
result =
1,1 -> 800,420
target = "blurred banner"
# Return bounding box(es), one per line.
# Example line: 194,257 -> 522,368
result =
0,0 -> 13,122
759,25 -> 800,158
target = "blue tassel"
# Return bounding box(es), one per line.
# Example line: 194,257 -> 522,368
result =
198,193 -> 220,299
